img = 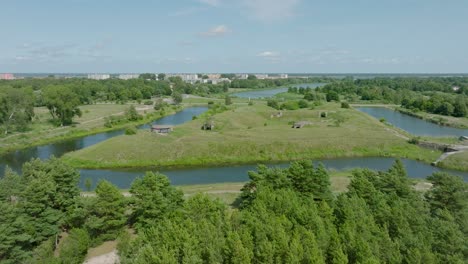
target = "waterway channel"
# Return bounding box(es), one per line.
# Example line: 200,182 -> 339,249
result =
1,95 -> 467,190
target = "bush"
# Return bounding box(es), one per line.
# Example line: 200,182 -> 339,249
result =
125,126 -> 137,135
280,101 -> 299,110
408,137 -> 420,145
379,118 -> 386,123
320,112 -> 327,118
326,91 -> 339,102
248,101 -> 254,106
58,229 -> 90,264
144,100 -> 153,105
267,99 -> 280,110
298,100 -> 309,108
341,102 -> 350,108
208,101 -> 214,105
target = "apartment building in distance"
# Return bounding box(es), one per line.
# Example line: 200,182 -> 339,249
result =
254,74 -> 269,79
0,73 -> 15,80
118,74 -> 140,80
88,74 -> 110,80
236,74 -> 249,79
166,73 -> 199,83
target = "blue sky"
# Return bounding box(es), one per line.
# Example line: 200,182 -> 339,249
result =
1,0 -> 467,73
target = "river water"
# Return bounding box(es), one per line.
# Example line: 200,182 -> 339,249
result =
1,96 -> 467,190
232,83 -> 325,99
356,107 -> 468,137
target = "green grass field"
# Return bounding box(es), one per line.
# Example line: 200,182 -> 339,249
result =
64,102 -> 440,169
439,151 -> 468,171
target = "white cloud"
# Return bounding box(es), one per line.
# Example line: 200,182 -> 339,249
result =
197,0 -> 220,6
243,0 -> 300,23
257,51 -> 280,57
257,51 -> 281,63
199,25 -> 229,37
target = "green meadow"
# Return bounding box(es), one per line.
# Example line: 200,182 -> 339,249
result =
64,102 -> 440,169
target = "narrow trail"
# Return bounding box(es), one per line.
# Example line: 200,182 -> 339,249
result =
83,250 -> 119,264
433,146 -> 468,165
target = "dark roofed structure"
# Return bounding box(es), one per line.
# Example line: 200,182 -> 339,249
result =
151,125 -> 173,134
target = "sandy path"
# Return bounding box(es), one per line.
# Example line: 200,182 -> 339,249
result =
83,250 -> 119,264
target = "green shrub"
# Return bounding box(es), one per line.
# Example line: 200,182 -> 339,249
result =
267,99 -> 280,110
408,137 -> 420,145
144,100 -> 153,105
298,100 -> 309,108
125,126 -> 137,135
341,102 -> 350,108
320,112 -> 327,118
58,229 -> 90,264
379,118 -> 386,123
280,101 -> 299,110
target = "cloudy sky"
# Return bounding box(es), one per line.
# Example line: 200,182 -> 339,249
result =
1,0 -> 467,73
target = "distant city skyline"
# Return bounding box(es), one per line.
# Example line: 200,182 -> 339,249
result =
1,0 -> 467,73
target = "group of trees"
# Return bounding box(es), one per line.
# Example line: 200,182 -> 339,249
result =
319,77 -> 468,117
0,87 -> 35,134
0,76 -> 323,134
119,160 -> 467,263
0,158 -> 466,263
401,93 -> 467,117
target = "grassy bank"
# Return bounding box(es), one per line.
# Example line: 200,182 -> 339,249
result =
439,151 -> 468,171
396,107 -> 468,129
0,104 -> 183,156
64,102 -> 442,169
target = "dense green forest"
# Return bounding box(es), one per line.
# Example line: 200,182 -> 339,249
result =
319,77 -> 468,117
0,159 -> 466,263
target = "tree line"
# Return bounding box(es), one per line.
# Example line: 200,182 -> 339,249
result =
319,77 -> 468,117
0,77 -> 325,134
0,158 -> 466,263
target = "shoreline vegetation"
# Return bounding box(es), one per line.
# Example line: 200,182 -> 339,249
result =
396,107 -> 468,129
352,103 -> 468,129
63,102 -> 451,171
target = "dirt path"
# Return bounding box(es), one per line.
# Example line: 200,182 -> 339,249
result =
83,250 -> 119,264
432,145 -> 468,165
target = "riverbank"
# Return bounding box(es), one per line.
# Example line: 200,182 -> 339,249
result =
396,107 -> 468,129
439,151 -> 468,171
63,103 -> 444,170
0,105 -> 183,156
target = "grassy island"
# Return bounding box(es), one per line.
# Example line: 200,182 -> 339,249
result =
63,102 -> 440,169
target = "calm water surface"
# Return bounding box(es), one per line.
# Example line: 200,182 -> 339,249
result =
232,83 -> 325,99
79,157 -> 468,190
356,107 -> 468,137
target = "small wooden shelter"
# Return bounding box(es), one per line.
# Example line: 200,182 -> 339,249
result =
151,125 -> 173,134
292,121 -> 311,128
202,120 -> 215,130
